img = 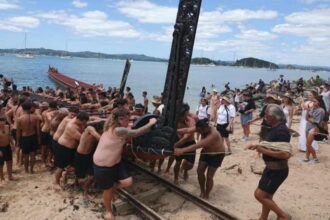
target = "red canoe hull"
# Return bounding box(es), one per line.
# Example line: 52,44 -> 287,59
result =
48,68 -> 96,90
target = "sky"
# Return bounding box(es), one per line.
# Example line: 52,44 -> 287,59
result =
0,0 -> 330,66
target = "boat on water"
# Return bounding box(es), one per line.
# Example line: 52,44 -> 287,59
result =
16,32 -> 34,59
48,66 -> 96,90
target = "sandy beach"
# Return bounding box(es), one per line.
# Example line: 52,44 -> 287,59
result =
0,114 -> 329,220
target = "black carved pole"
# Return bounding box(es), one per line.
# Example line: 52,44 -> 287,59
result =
161,0 -> 202,131
130,0 -> 202,156
119,59 -> 131,97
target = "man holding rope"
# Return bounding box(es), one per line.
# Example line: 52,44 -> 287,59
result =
246,104 -> 291,220
174,118 -> 226,199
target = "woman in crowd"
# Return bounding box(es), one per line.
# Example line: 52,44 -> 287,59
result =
239,92 -> 256,141
298,92 -> 319,152
282,93 -> 294,129
215,96 -> 236,154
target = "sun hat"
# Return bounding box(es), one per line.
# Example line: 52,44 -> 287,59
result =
221,96 -> 231,103
283,92 -> 294,103
212,89 -> 218,93
151,96 -> 162,105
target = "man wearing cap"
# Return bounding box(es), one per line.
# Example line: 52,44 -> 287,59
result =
215,96 -> 236,154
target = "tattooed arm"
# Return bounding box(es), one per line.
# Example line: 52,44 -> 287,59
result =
115,118 -> 157,138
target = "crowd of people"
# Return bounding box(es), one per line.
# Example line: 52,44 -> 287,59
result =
0,73 -> 329,220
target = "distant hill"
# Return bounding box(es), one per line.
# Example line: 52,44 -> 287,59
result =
234,57 -> 278,69
191,57 -> 234,66
0,48 -> 167,62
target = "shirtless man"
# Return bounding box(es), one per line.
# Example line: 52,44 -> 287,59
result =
16,101 -> 41,173
6,97 -> 27,165
54,112 -> 89,187
52,107 -> 78,167
0,116 -> 14,181
93,108 -> 157,220
172,104 -> 196,184
175,119 -> 226,199
41,101 -> 57,166
74,120 -> 104,199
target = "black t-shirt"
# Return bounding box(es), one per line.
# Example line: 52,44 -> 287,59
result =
239,98 -> 256,114
263,123 -> 290,162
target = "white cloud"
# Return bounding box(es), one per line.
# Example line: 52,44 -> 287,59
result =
298,0 -> 330,4
72,0 -> 88,8
36,10 -> 141,38
273,8 -> 330,65
236,28 -> 277,41
117,0 -> 278,24
0,16 -> 39,32
0,0 -> 19,10
117,0 -> 177,23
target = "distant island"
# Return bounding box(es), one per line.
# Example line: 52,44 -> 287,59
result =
234,57 -> 278,69
1,48 -> 329,72
0,48 -> 167,62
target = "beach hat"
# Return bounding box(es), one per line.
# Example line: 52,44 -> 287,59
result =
265,94 -> 279,101
212,89 -> 218,93
283,92 -> 294,102
221,96 -> 231,103
151,96 -> 162,105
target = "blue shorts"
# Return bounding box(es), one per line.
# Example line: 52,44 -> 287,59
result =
240,113 -> 252,125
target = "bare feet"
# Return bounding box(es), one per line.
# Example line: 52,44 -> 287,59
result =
199,192 -> 205,198
104,211 -> 114,220
174,179 -> 179,185
84,193 -> 95,201
8,176 -> 17,181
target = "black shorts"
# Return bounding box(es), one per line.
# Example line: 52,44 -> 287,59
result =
94,161 -> 130,190
11,129 -> 17,142
41,131 -> 51,146
216,123 -> 229,138
175,140 -> 196,164
0,145 -> 13,166
74,152 -> 93,178
258,168 -> 289,194
199,149 -> 225,168
55,143 -> 75,169
20,135 -> 38,154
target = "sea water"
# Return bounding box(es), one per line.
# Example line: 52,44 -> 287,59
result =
0,54 -> 329,110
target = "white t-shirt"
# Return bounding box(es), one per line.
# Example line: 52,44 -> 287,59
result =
196,104 -> 209,120
216,104 -> 236,125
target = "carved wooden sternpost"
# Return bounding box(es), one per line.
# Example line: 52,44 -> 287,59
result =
119,59 -> 131,97
160,0 -> 202,131
131,0 -> 202,156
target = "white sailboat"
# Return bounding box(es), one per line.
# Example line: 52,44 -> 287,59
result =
16,32 -> 34,59
60,40 -> 72,59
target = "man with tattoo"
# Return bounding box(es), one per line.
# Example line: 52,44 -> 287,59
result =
93,108 -> 157,220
